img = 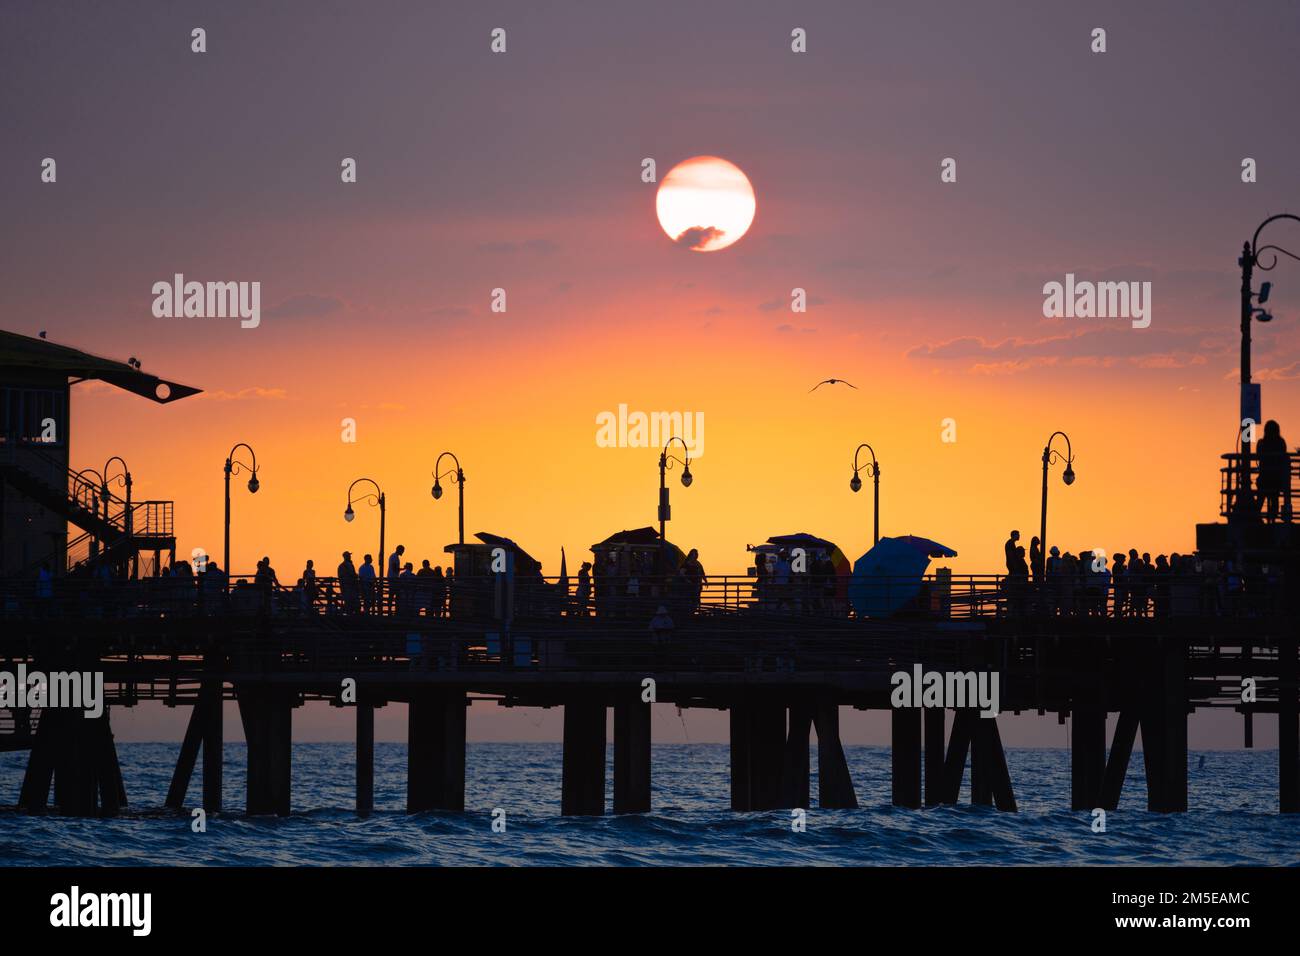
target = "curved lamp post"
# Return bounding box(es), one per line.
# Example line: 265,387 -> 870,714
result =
432,451 -> 465,545
658,436 -> 694,544
103,455 -> 133,536
850,443 -> 881,546
1039,431 -> 1076,573
224,442 -> 260,585
74,468 -> 106,561
345,477 -> 386,574
1234,214 -> 1299,512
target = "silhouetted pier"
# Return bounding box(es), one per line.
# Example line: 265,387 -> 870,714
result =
3,566 -> 1296,819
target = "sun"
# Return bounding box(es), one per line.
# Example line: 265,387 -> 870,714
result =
656,156 -> 756,252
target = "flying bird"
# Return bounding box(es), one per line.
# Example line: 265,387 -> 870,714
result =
809,378 -> 857,393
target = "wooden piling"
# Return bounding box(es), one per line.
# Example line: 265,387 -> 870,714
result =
1099,710 -> 1138,811
238,686 -> 293,816
560,695 -> 605,816
613,695 -> 651,814
200,679 -> 223,814
356,701 -> 374,816
1070,705 -> 1107,811
408,690 -> 467,813
811,701 -> 857,808
940,709 -> 976,804
1278,635 -> 1298,813
780,702 -> 812,810
729,698 -> 786,811
891,707 -> 922,808
924,708 -> 946,807
165,704 -> 204,809
18,713 -> 56,811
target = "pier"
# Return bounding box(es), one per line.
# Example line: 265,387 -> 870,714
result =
1,562 -> 1295,819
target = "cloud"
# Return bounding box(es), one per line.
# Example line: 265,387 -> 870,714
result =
1256,361 -> 1300,381
776,324 -> 817,335
198,386 -> 289,401
674,226 -> 723,250
265,294 -> 343,319
908,326 -> 1227,372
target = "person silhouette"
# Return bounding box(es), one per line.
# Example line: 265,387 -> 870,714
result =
1004,530 -> 1020,576
1257,419 -> 1292,522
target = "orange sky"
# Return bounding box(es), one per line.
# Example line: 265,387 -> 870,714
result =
7,0 -> 1300,746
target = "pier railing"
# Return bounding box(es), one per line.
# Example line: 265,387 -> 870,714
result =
1219,451 -> 1300,520
0,567 -> 1288,624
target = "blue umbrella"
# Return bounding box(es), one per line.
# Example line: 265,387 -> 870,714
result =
849,535 -> 958,618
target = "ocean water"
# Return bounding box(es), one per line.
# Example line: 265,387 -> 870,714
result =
0,744 -> 1296,866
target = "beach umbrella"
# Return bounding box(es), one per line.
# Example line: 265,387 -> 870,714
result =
558,547 -> 568,590
849,535 -> 958,618
765,532 -> 851,598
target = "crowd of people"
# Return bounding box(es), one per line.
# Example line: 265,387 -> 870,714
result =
1000,529 -> 1278,617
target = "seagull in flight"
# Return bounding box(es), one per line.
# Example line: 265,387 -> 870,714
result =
809,378 -> 857,393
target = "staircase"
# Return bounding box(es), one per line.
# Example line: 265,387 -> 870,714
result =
0,447 -> 176,576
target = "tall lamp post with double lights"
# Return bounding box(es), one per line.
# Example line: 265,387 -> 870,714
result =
1234,214 -> 1299,513
345,478 -> 386,575
1039,431 -> 1076,571
849,443 -> 881,546
658,436 -> 694,545
432,451 -> 465,545
224,442 -> 260,585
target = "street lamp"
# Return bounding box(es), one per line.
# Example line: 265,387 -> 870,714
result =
1234,213 -> 1300,513
103,456 -> 132,535
432,451 -> 465,545
1039,431 -> 1075,573
850,443 -> 881,546
74,468 -> 106,561
224,442 -> 259,585
345,477 -> 386,574
658,437 -> 693,543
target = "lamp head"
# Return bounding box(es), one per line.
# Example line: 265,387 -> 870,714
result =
1258,281 -> 1272,304
247,474 -> 260,494
1062,464 -> 1076,487
850,472 -> 862,494
344,506 -> 355,522
432,480 -> 443,500
680,465 -> 693,488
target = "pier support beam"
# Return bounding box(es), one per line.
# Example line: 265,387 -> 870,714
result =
561,695 -> 606,816
165,704 -> 204,809
20,709 -> 125,817
613,695 -> 651,814
408,690 -> 467,813
891,707 -> 922,808
1070,706 -> 1107,811
356,701 -> 374,816
780,703 -> 812,810
1141,637 -> 1188,813
972,716 -> 1017,811
1099,710 -> 1138,811
924,708 -> 946,807
238,686 -> 293,816
201,679 -> 223,814
940,709 -> 975,804
1278,635 -> 1298,813
729,698 -> 785,811
813,701 -> 857,809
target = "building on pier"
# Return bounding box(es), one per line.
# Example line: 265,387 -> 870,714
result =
0,329 -> 199,578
